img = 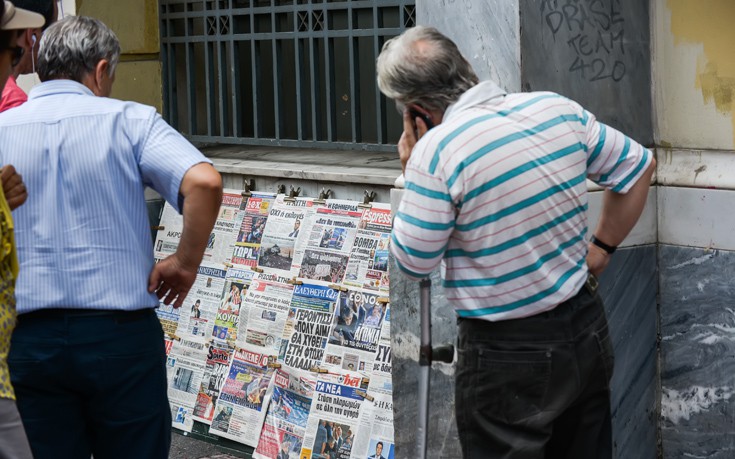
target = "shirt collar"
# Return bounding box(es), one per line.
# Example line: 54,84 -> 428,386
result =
28,80 -> 95,100
443,80 -> 507,121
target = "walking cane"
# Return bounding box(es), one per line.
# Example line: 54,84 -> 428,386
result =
416,278 -> 455,459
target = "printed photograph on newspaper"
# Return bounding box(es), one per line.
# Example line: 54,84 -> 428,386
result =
192,342 -> 235,425
252,368 -> 317,459
343,203 -> 392,294
212,265 -> 254,345
167,338 -> 208,432
323,288 -> 386,375
234,192 -> 276,267
209,348 -> 276,446
299,370 -> 373,459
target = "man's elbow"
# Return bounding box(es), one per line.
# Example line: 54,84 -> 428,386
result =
182,163 -> 223,200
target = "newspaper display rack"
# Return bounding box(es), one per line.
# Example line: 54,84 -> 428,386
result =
154,190 -> 396,458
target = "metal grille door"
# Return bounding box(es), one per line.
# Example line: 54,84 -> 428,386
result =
160,0 -> 416,151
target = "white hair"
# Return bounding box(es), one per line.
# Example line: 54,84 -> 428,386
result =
376,26 -> 479,112
38,16 -> 120,83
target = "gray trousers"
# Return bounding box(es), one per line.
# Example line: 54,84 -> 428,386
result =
0,397 -> 33,459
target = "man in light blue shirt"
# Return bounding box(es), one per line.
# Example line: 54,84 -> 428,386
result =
0,16 -> 223,459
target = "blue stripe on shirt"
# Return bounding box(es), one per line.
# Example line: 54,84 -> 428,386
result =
457,172 -> 587,231
394,211 -> 455,231
391,232 -> 448,259
454,258 -> 584,317
612,149 -> 651,193
444,233 -> 585,288
599,136 -> 631,183
446,114 -> 583,189
405,181 -> 453,202
428,94 -> 562,174
446,203 -> 588,258
587,123 -> 607,167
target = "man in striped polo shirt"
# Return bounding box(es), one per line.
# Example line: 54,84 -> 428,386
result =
378,26 -> 655,458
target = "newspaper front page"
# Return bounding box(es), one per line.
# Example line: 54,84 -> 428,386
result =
237,272 -> 295,357
295,208 -> 362,284
212,265 -> 255,345
343,203 -> 392,294
257,199 -> 311,276
233,192 -> 276,267
203,190 -> 245,264
176,264 -> 227,341
278,283 -> 338,371
209,348 -> 276,446
167,338 -> 209,432
323,287 -> 386,376
192,342 -> 235,425
354,305 -> 394,459
252,368 -> 317,459
299,371 -> 373,459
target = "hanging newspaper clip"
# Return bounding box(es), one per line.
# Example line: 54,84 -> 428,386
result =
376,297 -> 390,304
309,366 -> 329,374
313,187 -> 332,205
355,390 -> 375,402
151,225 -> 165,231
328,284 -> 348,292
241,179 -> 256,197
267,362 -> 282,369
287,277 -> 304,286
358,190 -> 376,209
277,184 -> 287,195
283,186 -> 301,203
361,377 -> 370,386
251,266 -> 264,273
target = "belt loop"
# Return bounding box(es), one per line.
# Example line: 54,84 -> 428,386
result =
585,274 -> 599,294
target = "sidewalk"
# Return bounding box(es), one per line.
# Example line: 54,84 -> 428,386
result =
169,432 -> 249,459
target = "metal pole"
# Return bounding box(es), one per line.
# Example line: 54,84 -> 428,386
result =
417,278 -> 432,459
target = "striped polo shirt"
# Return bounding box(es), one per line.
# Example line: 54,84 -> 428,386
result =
391,81 -> 653,321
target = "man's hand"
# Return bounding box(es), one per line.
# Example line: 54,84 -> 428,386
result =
398,109 -> 430,172
586,242 -> 610,277
1,165 -> 27,210
148,254 -> 198,308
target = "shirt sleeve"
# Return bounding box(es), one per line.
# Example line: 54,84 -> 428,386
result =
138,111 -> 212,213
390,142 -> 456,280
583,109 -> 653,193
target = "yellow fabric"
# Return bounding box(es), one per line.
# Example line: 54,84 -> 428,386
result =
0,181 -> 18,400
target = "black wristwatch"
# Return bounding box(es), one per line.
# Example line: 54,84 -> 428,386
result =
591,235 -> 617,254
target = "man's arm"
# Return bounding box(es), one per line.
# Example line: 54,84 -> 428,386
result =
1,165 -> 27,210
148,163 -> 223,307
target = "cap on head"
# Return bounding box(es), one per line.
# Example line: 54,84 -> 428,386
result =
1,1 -> 44,30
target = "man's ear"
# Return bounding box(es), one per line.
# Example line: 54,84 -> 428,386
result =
95,59 -> 109,86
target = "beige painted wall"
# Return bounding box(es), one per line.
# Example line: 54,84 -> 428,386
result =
76,0 -> 162,112
654,0 -> 735,150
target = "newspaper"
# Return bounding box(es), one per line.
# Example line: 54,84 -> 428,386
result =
212,265 -> 255,345
252,368 -> 317,459
167,337 -> 209,432
323,287 -> 386,376
299,370 -> 373,459
295,207 -> 362,284
192,342 -> 235,425
153,204 -> 183,260
176,264 -> 227,341
233,192 -> 276,267
209,348 -> 276,446
344,203 -> 392,294
324,199 -> 362,213
354,306 -> 394,459
157,302 -> 181,340
278,283 -> 338,371
237,272 -> 295,357
204,190 -> 245,264
257,199 -> 311,276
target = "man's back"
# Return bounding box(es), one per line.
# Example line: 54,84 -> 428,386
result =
0,80 -> 202,312
393,82 -> 651,321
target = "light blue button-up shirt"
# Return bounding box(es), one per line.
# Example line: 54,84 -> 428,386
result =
0,80 -> 210,313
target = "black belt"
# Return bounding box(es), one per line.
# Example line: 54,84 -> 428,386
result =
20,308 -> 154,323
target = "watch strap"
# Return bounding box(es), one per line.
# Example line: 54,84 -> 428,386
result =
591,235 -> 617,254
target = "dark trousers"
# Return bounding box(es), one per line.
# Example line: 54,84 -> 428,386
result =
455,280 -> 614,459
8,308 -> 171,459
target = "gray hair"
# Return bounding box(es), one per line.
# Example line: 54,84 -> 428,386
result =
376,26 -> 479,113
37,16 -> 121,83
